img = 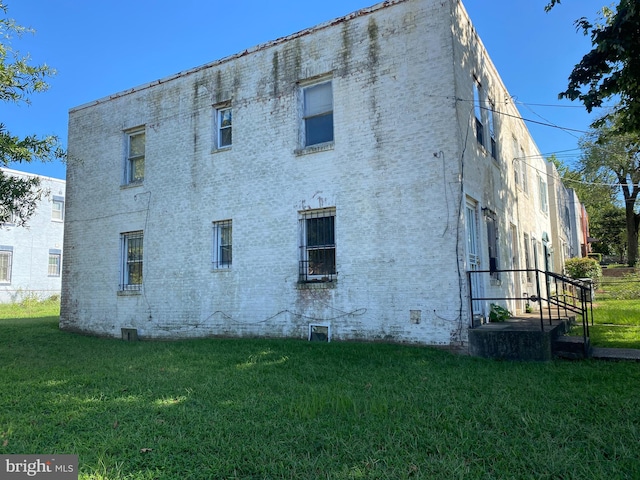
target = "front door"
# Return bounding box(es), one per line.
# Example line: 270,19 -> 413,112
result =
465,199 -> 483,316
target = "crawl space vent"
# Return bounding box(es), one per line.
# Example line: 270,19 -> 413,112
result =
308,324 -> 331,342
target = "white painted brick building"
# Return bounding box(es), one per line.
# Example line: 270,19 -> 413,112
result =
61,0 -> 582,344
0,168 -> 65,302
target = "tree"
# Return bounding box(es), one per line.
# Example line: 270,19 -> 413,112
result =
550,154 -> 627,260
546,1 -> 640,135
579,116 -> 640,265
0,2 -> 64,225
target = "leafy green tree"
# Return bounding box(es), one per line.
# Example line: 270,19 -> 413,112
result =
578,117 -> 640,266
0,2 -> 64,225
546,1 -> 640,135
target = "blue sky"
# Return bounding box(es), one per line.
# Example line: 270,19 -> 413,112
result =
5,0 -> 607,180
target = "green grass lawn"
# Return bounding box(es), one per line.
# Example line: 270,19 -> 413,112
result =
585,298 -> 640,349
0,302 -> 639,479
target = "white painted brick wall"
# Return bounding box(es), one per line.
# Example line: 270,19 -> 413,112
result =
61,0 -> 572,345
0,169 -> 65,302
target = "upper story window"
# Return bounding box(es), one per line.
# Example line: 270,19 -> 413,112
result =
0,246 -> 13,284
520,148 -> 529,194
126,129 -> 145,184
473,78 -> 484,148
488,98 -> 497,160
212,219 -> 232,269
303,81 -> 333,147
539,176 -> 549,213
120,231 -> 143,291
299,208 -> 336,282
52,196 -> 64,221
216,107 -> 232,149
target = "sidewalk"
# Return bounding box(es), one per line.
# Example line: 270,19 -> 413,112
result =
591,347 -> 640,361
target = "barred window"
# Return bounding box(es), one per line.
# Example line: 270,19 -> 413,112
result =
0,247 -> 12,283
121,231 -> 143,290
212,220 -> 232,269
299,208 -> 336,282
48,250 -> 61,276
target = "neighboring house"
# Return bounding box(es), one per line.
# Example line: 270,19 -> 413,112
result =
61,0 -> 584,345
0,168 -> 65,302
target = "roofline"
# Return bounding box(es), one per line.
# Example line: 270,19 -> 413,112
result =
69,0 -> 407,113
1,167 -> 66,184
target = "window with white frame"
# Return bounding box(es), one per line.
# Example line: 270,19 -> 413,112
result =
303,80 -> 333,147
48,250 -> 61,276
216,106 -> 232,148
299,208 -> 336,282
126,129 -> 145,184
0,247 -> 13,283
473,77 -> 484,147
523,233 -> 533,283
539,176 -> 548,213
512,136 -> 520,187
120,231 -> 143,290
212,220 -> 232,269
488,98 -> 497,160
52,196 -> 64,221
520,148 -> 529,193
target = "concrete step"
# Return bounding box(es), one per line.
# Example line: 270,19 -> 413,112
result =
553,335 -> 591,359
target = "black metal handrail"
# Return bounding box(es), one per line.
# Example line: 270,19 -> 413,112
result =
467,268 -> 592,347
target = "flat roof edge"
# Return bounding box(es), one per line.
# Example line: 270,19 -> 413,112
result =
69,0 -> 407,114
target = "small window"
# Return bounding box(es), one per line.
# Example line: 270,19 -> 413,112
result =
0,247 -> 12,283
52,196 -> 64,221
212,220 -> 232,269
473,78 -> 484,147
299,208 -> 336,282
488,98 -> 497,159
539,176 -> 548,213
48,250 -> 61,276
523,233 -> 533,283
485,211 -> 499,281
217,107 -> 232,148
520,148 -> 529,193
121,231 -> 143,290
303,81 -> 333,147
126,130 -> 145,184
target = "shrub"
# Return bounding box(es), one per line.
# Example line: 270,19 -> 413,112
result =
565,257 -> 602,287
489,303 -> 511,322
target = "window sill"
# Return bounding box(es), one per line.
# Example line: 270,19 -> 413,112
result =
211,146 -> 232,155
117,289 -> 142,296
295,141 -> 334,156
211,266 -> 232,272
121,181 -> 144,190
297,280 -> 337,290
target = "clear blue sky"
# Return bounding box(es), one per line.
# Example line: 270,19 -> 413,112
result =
5,0 -> 607,180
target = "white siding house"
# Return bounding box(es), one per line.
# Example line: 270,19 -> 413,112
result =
61,0 -> 583,345
0,168 -> 65,302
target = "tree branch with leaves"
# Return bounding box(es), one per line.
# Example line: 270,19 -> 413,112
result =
0,2 -> 65,226
546,0 -> 640,135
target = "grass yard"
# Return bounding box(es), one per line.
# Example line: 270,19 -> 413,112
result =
582,298 -> 640,349
0,302 -> 639,479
